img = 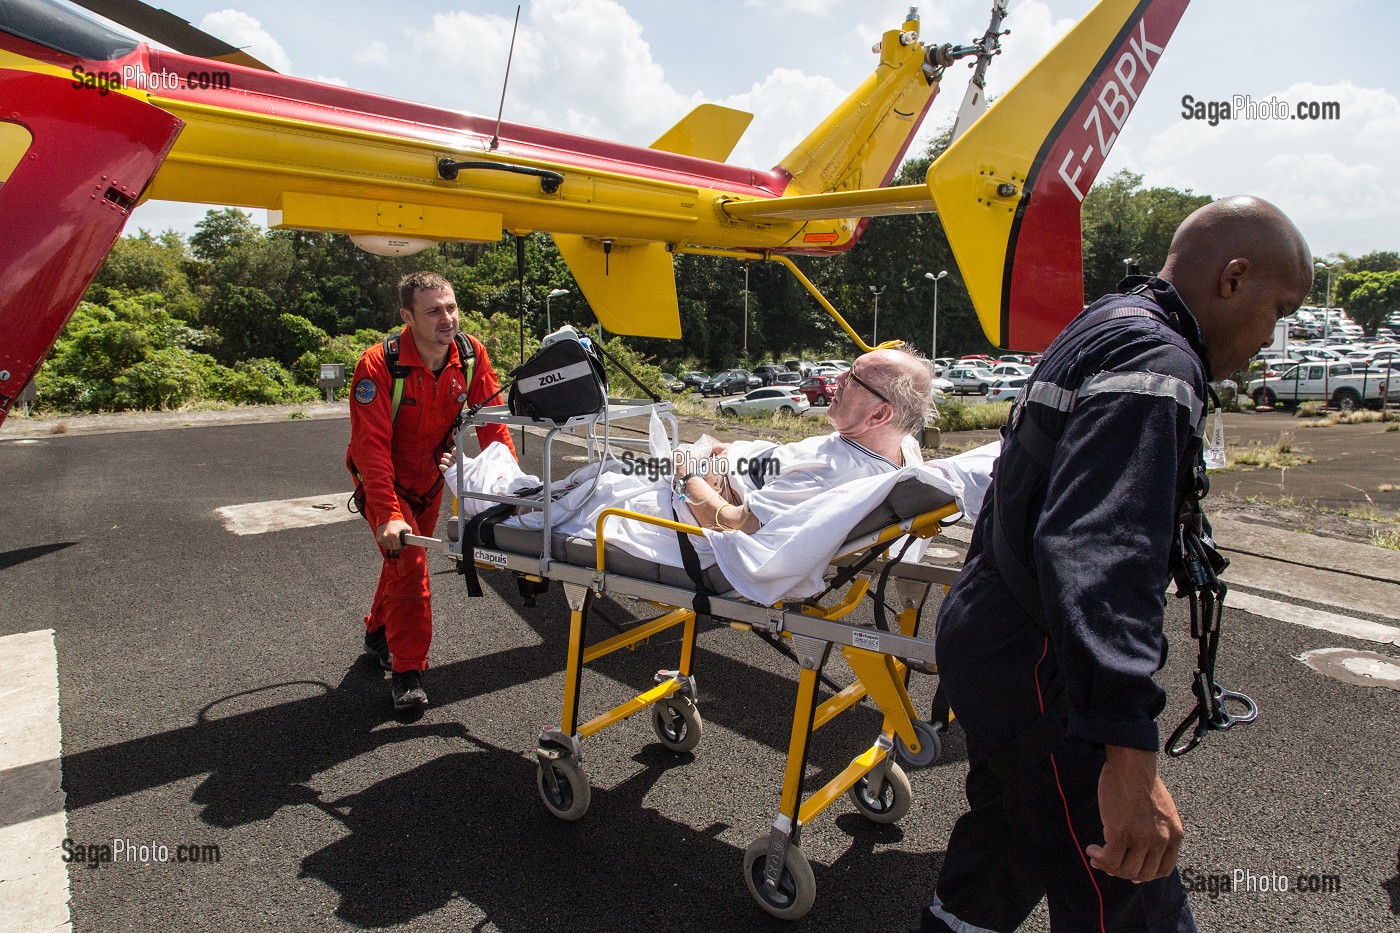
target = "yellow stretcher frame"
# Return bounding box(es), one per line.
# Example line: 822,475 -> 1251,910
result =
410,493 -> 962,921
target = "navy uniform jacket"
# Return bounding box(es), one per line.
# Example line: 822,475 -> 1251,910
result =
936,276 -> 1211,756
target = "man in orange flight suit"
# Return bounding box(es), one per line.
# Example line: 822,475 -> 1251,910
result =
347,271 -> 516,711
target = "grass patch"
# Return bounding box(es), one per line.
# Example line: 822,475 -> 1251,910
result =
1372,528 -> 1400,550
709,402 -> 828,442
286,408 -> 308,420
1228,433 -> 1312,470
179,398 -> 238,413
1381,484 -> 1397,493
935,400 -> 1012,433
1295,401 -> 1326,418
1388,423 -> 1398,432
1299,409 -> 1393,427
49,421 -> 68,435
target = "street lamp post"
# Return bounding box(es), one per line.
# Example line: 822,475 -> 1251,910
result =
1315,260 -> 1341,340
1123,256 -> 1136,279
545,288 -> 569,332
924,270 -> 947,361
743,264 -> 751,356
869,284 -> 884,345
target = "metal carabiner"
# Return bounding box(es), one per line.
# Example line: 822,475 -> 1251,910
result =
1210,685 -> 1259,728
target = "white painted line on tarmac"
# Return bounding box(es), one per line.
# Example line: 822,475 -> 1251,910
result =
0,629 -> 71,933
1228,590 -> 1400,645
216,493 -> 358,535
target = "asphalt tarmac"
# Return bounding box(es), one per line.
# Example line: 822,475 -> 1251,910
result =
1,417 -> 1397,932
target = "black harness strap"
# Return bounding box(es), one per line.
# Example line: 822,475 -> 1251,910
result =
457,502 -> 516,597
672,510 -> 713,617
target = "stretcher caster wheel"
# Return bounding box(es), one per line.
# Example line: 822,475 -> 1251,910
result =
536,757 -> 591,821
894,719 -> 942,768
743,835 -> 815,920
848,762 -> 912,824
651,695 -> 703,753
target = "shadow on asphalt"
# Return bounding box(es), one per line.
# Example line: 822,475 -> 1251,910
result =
0,540 -> 76,571
59,564 -> 962,928
294,739 -> 946,930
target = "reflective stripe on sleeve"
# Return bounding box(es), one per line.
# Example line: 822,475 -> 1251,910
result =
1025,370 -> 1204,430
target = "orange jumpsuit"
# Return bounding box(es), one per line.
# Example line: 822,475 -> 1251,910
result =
347,328 -> 516,672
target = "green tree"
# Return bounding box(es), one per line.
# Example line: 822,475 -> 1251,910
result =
1334,270 -> 1400,335
1081,171 -> 1211,299
87,230 -> 200,320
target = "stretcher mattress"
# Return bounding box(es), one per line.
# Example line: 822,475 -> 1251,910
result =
465,471 -> 960,599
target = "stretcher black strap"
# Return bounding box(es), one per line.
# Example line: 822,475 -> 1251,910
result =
871,534 -> 921,633
457,502 -> 516,597
593,341 -> 660,403
671,508 -> 712,617
805,541 -> 891,608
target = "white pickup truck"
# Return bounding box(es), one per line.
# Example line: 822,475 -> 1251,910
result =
1245,361 -> 1392,411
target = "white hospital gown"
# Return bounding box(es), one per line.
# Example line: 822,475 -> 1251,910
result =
446,435 -> 995,603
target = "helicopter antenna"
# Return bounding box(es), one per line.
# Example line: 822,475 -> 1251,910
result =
489,5 -> 523,151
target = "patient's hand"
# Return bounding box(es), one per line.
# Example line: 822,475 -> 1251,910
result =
438,448 -> 456,475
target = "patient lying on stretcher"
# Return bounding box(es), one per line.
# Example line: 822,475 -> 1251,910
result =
443,349 -> 996,603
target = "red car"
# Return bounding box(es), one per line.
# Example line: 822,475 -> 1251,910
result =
799,375 -> 838,406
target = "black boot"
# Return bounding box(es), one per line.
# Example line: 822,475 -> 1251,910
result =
363,627 -> 392,671
391,670 -> 428,711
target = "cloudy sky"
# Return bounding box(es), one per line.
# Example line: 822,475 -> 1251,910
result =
102,0 -> 1398,258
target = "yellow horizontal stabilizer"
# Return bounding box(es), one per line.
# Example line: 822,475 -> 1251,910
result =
649,104 -> 753,163
722,184 -> 933,224
553,235 -> 681,339
928,0 -> 1190,350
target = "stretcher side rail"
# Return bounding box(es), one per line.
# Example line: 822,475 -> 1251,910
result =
447,398 -> 680,569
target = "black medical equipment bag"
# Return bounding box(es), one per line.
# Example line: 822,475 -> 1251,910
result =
508,327 -> 608,421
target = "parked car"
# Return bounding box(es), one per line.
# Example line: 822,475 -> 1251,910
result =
986,376 -> 1028,403
815,359 -> 851,371
658,372 -> 685,392
718,387 -> 810,417
943,365 -> 997,395
700,369 -> 756,396
799,375 -> 838,406
1245,361 -> 1393,410
772,371 -> 803,387
678,371 -> 709,391
782,359 -> 809,376
929,375 -> 955,396
751,364 -> 790,386
988,362 -> 1033,379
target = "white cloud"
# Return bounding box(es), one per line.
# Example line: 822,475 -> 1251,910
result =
353,41 -> 389,67
408,0 -> 699,145
312,75 -> 349,87
721,68 -> 847,167
742,0 -> 846,13
1121,81 -> 1400,254
198,9 -> 293,74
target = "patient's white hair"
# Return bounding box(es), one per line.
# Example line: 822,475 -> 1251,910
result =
865,346 -> 935,435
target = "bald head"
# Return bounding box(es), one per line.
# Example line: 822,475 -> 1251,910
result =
1158,196 -> 1313,377
859,348 -> 934,435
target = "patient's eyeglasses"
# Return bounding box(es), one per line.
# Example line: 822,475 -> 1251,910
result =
840,365 -> 890,405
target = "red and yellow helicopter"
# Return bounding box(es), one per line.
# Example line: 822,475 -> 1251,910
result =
0,0 -> 1190,425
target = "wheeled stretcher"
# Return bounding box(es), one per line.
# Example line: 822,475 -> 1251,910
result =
404,399 -> 967,921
